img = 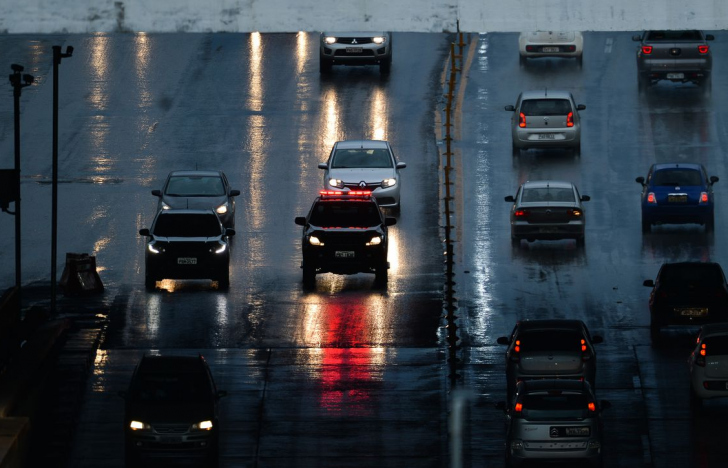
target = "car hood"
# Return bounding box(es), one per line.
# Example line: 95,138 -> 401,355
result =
327,168 -> 396,182
323,31 -> 387,37
128,402 -> 212,425
160,195 -> 227,210
152,236 -> 223,242
518,351 -> 584,374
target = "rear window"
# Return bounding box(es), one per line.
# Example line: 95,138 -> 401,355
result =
153,213 -> 222,237
517,330 -> 583,353
309,201 -> 382,227
703,336 -> 728,355
659,264 -> 725,288
518,392 -> 590,420
651,169 -> 703,186
331,149 -> 393,169
646,30 -> 703,41
521,187 -> 575,203
520,99 -> 572,116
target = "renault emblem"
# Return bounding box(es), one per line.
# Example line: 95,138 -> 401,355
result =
359,181 -> 367,188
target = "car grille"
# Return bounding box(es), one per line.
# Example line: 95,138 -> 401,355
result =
323,232 -> 371,246
336,37 -> 374,45
344,182 -> 381,190
153,423 -> 190,434
334,49 -> 376,57
161,241 -> 215,255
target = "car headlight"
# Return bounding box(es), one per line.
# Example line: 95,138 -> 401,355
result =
309,236 -> 324,246
129,420 -> 151,431
372,36 -> 386,44
216,202 -> 229,215
381,178 -> 396,188
366,236 -> 382,246
324,36 -> 336,44
214,242 -> 227,254
161,202 -> 171,210
510,440 -> 524,451
329,178 -> 344,189
147,243 -> 161,254
192,420 -> 213,431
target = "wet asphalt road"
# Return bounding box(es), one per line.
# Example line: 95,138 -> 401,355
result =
0,31 -> 727,467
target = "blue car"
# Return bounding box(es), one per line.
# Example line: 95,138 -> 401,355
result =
636,163 -> 719,233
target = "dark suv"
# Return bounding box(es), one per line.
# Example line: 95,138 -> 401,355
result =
139,209 -> 235,290
633,30 -> 714,91
119,355 -> 227,468
294,190 -> 396,287
644,262 -> 728,343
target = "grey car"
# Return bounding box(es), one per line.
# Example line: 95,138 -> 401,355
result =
504,180 -> 590,247
319,32 -> 392,74
505,89 -> 585,157
633,30 -> 714,91
496,379 -> 610,468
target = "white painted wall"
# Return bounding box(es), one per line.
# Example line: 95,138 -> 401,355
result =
1,0 -> 727,34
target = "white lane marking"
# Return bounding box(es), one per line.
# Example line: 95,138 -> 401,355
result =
641,434 -> 653,465
604,38 -> 613,54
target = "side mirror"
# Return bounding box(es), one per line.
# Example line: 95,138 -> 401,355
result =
225,228 -> 236,237
576,104 -> 586,111
600,400 -> 612,411
295,216 -> 307,226
710,176 -> 719,184
706,34 -> 715,41
643,279 -> 655,288
635,176 -> 645,185
229,189 -> 241,197
216,390 -> 228,399
318,163 -> 328,170
396,162 -> 407,169
497,336 -> 509,345
504,105 -> 515,112
504,195 -> 515,202
632,35 -> 642,41
139,228 -> 150,236
591,335 -> 604,344
581,195 -> 590,202
151,189 -> 161,197
385,217 -> 397,226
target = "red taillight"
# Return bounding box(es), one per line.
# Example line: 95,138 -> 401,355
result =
526,45 -> 536,52
647,192 -> 657,204
514,209 -> 528,218
566,112 -> 574,127
565,45 -> 576,52
696,343 -> 706,367
581,339 -> 587,352
700,192 -> 709,203
515,402 -> 523,412
642,45 -> 653,54
699,45 -> 709,54
511,340 -> 521,362
588,402 -> 596,412
519,112 -> 526,128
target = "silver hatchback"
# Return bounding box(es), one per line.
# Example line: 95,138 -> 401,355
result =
505,90 -> 585,157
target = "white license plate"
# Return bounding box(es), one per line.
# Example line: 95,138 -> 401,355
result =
538,133 -> 555,140
177,257 -> 197,265
542,46 -> 560,53
678,308 -> 707,317
667,72 -> 685,79
346,47 -> 362,53
335,251 -> 355,258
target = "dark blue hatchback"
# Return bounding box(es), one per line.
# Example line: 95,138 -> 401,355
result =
636,163 -> 719,233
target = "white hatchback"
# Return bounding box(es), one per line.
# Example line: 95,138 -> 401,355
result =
519,31 -> 584,66
689,323 -> 728,406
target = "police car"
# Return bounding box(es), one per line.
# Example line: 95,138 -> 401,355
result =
294,191 -> 396,287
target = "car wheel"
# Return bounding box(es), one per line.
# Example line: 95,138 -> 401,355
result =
706,213 -> 715,232
124,449 -> 139,468
392,200 -> 401,214
217,269 -> 230,290
512,143 -> 521,158
576,54 -> 583,67
375,261 -> 388,286
576,236 -> 585,247
650,321 -> 661,346
689,385 -> 703,410
302,264 -> 316,288
641,218 -> 651,234
700,74 -> 712,95
519,55 -> 526,67
638,74 -> 649,93
511,237 -> 520,248
572,144 -> 581,158
144,274 -> 156,291
319,57 -> 332,74
379,58 -> 392,75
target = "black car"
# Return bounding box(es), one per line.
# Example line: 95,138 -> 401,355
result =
119,355 -> 227,468
644,262 -> 728,343
139,209 -> 234,290
294,190 -> 396,287
497,319 -> 603,397
152,170 -> 240,228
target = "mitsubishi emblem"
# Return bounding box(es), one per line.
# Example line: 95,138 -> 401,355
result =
359,181 -> 367,188
352,39 -> 358,44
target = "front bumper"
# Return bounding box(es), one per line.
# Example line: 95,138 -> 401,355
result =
302,247 -> 386,275
320,44 -> 391,65
145,253 -> 229,281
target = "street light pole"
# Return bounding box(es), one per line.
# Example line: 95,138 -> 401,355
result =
51,45 -> 73,315
8,64 -> 35,308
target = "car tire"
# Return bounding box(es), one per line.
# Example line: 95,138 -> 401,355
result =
689,385 -> 702,410
638,74 -> 649,93
302,264 -> 316,288
641,218 -> 651,234
217,269 -> 230,290
519,55 -> 526,67
700,74 -> 712,95
650,321 -> 661,346
144,274 -> 156,291
375,261 -> 388,286
392,200 -> 401,214
706,213 -> 715,232
511,237 -> 520,248
380,57 -> 392,75
512,143 -> 521,158
576,54 -> 583,67
576,236 -> 585,247
319,58 -> 332,74
572,144 -> 581,158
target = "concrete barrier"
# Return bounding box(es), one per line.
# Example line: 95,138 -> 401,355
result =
1,0 -> 726,34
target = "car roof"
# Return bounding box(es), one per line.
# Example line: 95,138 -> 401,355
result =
167,170 -> 223,178
515,319 -> 586,331
138,355 -> 207,374
521,180 -> 575,190
519,89 -> 573,100
334,140 -> 389,150
652,163 -> 703,172
660,261 -> 722,268
700,323 -> 728,336
518,379 -> 591,393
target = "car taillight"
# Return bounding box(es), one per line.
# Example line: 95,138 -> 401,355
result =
699,45 -> 709,54
511,340 -> 521,362
526,45 -> 536,52
641,45 -> 653,54
647,192 -> 657,204
696,343 -> 706,367
565,45 -> 576,52
581,339 -> 592,361
700,192 -> 709,204
519,112 -> 526,128
588,402 -> 596,412
515,402 -> 523,412
514,209 -> 528,218
566,112 -> 574,127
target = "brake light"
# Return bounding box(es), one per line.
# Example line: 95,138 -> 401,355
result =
699,45 -> 709,54
514,209 -> 528,218
647,192 -> 657,204
519,112 -> 526,128
581,339 -> 587,352
696,343 -> 706,367
511,340 -> 521,362
515,402 -> 523,412
581,338 -> 592,361
566,112 -> 574,127
588,402 -> 596,412
700,192 -> 709,203
565,45 -> 576,52
641,45 -> 653,54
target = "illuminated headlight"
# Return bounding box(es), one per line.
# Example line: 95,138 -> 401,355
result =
216,202 -> 229,215
147,243 -> 161,254
309,236 -> 324,246
381,178 -> 396,188
510,440 -> 524,451
214,243 -> 227,254
129,420 -> 150,431
192,420 -> 213,431
161,202 -> 171,210
372,36 -> 386,44
324,36 -> 336,44
329,178 -> 345,189
366,236 -> 382,246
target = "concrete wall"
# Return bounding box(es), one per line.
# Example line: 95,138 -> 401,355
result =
1,0 -> 727,34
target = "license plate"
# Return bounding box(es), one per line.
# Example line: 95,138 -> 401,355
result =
565,427 -> 590,437
542,46 -> 560,53
538,133 -> 555,140
159,436 -> 182,444
345,47 -> 363,53
667,194 -> 687,203
667,72 -> 685,80
177,257 -> 197,265
335,251 -> 355,258
678,308 -> 708,317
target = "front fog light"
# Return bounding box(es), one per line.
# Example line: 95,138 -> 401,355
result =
366,236 -> 382,246
382,178 -> 396,188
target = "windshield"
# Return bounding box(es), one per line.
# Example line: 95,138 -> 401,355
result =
130,372 -> 211,404
517,330 -> 583,353
165,175 -> 225,196
521,187 -> 575,203
331,149 -> 393,169
646,30 -> 702,41
651,169 -> 703,186
520,99 -> 572,116
308,201 -> 382,227
518,392 -> 590,420
659,264 -> 724,288
153,214 -> 222,237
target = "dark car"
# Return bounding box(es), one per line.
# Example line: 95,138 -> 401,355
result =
636,163 -> 718,233
119,355 -> 227,468
294,190 -> 396,287
644,262 -> 728,343
152,170 -> 240,228
496,380 -> 610,468
319,31 -> 392,74
633,30 -> 714,91
139,209 -> 234,290
497,319 -> 603,397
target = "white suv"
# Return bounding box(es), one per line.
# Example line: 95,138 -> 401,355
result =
689,323 -> 728,407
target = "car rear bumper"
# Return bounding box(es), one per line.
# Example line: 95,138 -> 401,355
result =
513,128 -> 580,149
511,222 -> 585,240
508,446 -> 601,467
642,205 -> 712,224
691,375 -> 728,399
